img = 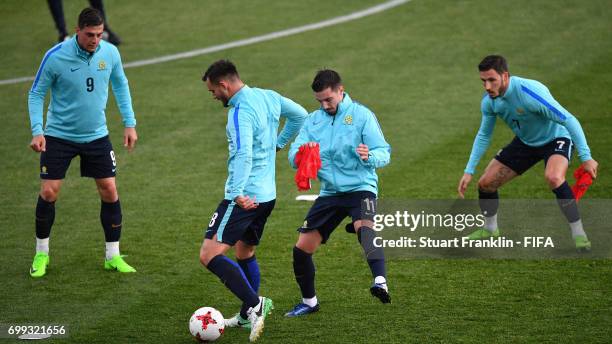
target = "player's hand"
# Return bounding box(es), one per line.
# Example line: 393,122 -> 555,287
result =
294,142 -> 319,166
124,127 -> 138,152
235,195 -> 258,210
301,142 -> 318,148
583,159 -> 598,179
458,173 -> 473,199
356,144 -> 369,161
30,135 -> 46,152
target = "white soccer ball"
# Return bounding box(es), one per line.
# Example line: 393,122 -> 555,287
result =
189,307 -> 225,342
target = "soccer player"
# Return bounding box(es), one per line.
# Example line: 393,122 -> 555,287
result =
457,55 -> 598,251
285,70 -> 391,317
28,7 -> 137,277
199,60 -> 307,341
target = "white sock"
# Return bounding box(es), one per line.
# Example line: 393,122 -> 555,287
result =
36,237 -> 49,254
374,276 -> 388,291
105,241 -> 120,260
484,214 -> 498,232
569,219 -> 586,238
374,276 -> 387,285
302,296 -> 318,307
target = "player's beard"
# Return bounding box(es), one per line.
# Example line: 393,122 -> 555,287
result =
489,82 -> 507,99
220,96 -> 230,107
491,79 -> 510,98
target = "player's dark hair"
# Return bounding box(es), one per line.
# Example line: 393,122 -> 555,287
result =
203,59 -> 240,84
78,8 -> 104,29
311,69 -> 342,92
478,55 -> 508,74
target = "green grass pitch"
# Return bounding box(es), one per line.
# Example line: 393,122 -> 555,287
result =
0,0 -> 611,343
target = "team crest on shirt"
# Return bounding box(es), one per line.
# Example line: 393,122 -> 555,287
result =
344,114 -> 353,125
97,60 -> 106,71
516,107 -> 525,115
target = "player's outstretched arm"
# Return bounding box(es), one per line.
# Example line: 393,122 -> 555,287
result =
460,107 -> 497,198
562,116 -> 595,166
557,116 -> 597,178
464,112 -> 496,176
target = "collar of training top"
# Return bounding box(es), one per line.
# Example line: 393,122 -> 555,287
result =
500,76 -> 516,99
323,92 -> 352,116
228,84 -> 250,107
73,35 -> 101,60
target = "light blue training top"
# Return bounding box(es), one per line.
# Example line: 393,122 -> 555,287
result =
465,76 -> 592,174
224,85 -> 307,202
289,93 -> 391,196
28,36 -> 135,143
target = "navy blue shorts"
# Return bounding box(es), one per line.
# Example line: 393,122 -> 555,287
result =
205,199 -> 276,246
298,191 -> 376,244
40,135 -> 117,179
495,137 -> 572,175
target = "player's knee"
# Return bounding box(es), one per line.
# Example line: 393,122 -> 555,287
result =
199,250 -> 212,267
353,220 -> 374,232
296,234 -> 320,254
477,178 -> 496,193
545,173 -> 564,189
199,241 -> 227,267
296,243 -> 316,254
40,185 -> 59,202
235,245 -> 255,260
97,183 -> 118,202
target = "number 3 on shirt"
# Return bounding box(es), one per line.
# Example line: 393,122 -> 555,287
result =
86,77 -> 94,92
